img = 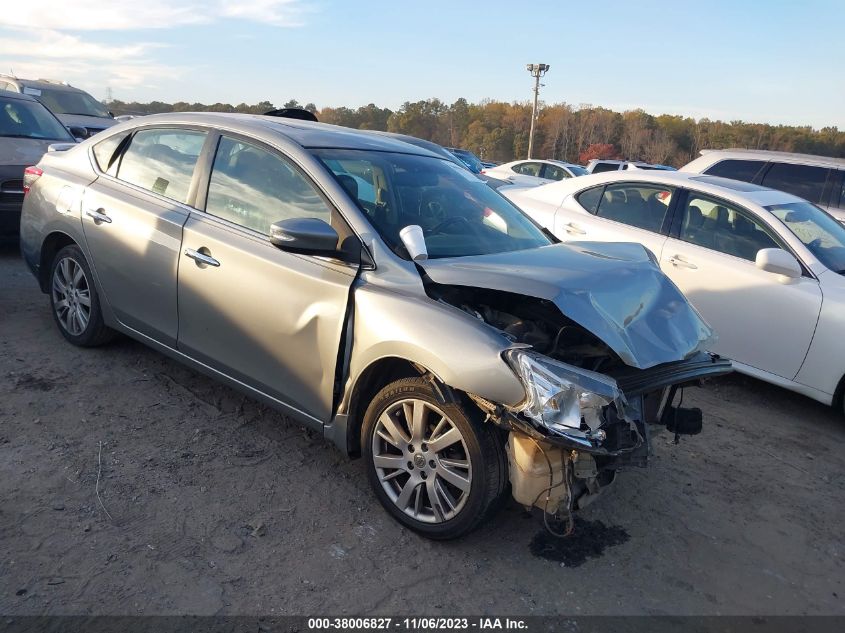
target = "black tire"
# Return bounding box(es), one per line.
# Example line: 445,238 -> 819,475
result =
362,377 -> 507,539
49,244 -> 115,347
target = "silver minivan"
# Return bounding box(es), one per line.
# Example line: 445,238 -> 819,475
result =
19,113 -> 729,539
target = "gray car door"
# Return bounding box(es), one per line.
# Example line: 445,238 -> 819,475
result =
81,127 -> 208,346
176,134 -> 357,424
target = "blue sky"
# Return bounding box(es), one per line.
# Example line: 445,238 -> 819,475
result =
1,0 -> 842,128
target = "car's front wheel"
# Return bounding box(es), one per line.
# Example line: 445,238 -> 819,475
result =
50,245 -> 114,347
362,377 -> 506,539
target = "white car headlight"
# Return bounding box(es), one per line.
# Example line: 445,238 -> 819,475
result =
505,349 -> 628,437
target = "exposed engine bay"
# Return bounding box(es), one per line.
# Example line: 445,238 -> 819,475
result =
425,280 -> 731,533
427,283 -> 624,373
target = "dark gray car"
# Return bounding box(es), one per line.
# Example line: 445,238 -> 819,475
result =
0,76 -> 117,139
19,113 -> 730,539
0,91 -> 75,238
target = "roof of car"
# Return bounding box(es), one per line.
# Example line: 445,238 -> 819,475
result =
698,148 -> 845,168
512,166 -> 806,207
1,77 -> 86,92
106,112 -> 446,157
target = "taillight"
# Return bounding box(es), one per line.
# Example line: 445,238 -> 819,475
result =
23,166 -> 43,195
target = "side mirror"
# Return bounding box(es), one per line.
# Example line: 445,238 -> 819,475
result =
269,217 -> 339,255
67,125 -> 88,140
755,248 -> 802,278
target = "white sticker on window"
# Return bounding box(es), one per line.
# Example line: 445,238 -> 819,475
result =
23,87 -> 42,96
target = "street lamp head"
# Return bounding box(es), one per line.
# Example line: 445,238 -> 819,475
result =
526,63 -> 550,77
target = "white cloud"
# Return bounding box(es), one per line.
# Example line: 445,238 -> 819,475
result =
0,1 -> 314,97
0,0 -> 311,31
0,31 -> 160,61
1,57 -> 184,93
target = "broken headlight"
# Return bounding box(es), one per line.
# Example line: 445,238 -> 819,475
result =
505,349 -> 628,436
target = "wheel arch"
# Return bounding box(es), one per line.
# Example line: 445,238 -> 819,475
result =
834,372 -> 845,415
340,356 -> 430,458
38,231 -> 79,292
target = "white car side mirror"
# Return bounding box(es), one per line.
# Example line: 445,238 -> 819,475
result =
755,248 -> 801,278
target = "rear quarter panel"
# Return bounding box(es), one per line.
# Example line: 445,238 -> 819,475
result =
20,150 -> 96,281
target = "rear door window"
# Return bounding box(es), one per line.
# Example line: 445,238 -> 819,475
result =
576,186 -> 604,214
116,128 -> 207,204
594,183 -> 674,233
542,164 -> 569,181
761,162 -> 828,204
513,162 -> 543,177
92,132 -> 131,176
703,159 -> 766,183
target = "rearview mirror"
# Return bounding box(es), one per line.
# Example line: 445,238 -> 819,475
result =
755,248 -> 801,278
270,217 -> 339,254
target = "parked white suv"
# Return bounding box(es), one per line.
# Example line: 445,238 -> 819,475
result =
586,159 -> 675,174
682,149 -> 845,223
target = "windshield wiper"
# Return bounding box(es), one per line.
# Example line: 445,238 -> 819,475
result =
61,112 -> 108,118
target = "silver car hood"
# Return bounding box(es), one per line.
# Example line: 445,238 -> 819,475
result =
56,113 -> 117,131
420,242 -> 713,370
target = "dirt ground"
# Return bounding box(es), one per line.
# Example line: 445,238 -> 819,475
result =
1,242 -> 843,616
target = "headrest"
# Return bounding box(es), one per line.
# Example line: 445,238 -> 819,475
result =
734,215 -> 754,234
336,174 -> 359,199
688,205 -> 704,226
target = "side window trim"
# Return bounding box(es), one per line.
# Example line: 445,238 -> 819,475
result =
758,161 -> 830,204
575,184 -> 606,215
198,130 -> 361,250
593,180 -> 677,235
671,188 -> 811,275
96,124 -> 210,210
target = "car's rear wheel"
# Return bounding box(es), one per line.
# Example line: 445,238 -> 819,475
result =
362,377 -> 506,539
50,245 -> 114,347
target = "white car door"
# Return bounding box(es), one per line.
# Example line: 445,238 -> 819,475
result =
553,181 -> 673,258
660,191 -> 822,379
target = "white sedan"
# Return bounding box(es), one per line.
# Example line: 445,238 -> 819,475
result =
504,170 -> 845,410
484,159 -> 587,187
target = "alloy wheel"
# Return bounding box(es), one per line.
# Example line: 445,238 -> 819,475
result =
371,398 -> 472,524
52,256 -> 91,336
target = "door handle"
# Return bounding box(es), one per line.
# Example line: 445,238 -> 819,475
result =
85,208 -> 112,224
668,255 -> 697,269
184,248 -> 220,268
564,222 -> 586,235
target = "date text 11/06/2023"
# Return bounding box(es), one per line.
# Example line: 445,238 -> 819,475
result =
307,617 -> 528,630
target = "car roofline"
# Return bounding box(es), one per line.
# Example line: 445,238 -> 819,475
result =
699,148 -> 845,168
98,112 -> 447,157
521,166 -> 807,206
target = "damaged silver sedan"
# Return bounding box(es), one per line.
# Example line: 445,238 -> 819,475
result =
19,113 -> 731,539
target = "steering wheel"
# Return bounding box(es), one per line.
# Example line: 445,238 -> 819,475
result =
419,196 -> 447,225
425,215 -> 470,235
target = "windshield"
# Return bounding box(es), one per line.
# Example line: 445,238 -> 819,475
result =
449,149 -> 484,174
33,88 -> 111,118
766,201 -> 845,273
0,96 -> 74,141
566,164 -> 588,176
314,149 -> 552,259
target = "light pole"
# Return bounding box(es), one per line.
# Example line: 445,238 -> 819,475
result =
526,63 -> 549,159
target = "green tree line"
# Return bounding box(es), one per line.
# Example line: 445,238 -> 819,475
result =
108,97 -> 845,167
